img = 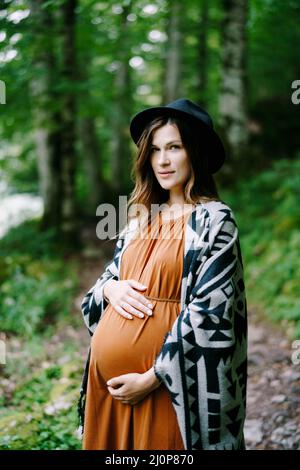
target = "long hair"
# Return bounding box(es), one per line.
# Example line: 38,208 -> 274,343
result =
116,114 -> 221,239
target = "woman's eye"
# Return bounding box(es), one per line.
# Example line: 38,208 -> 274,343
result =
150,145 -> 180,152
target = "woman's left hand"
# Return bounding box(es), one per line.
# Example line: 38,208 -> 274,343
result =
106,368 -> 161,405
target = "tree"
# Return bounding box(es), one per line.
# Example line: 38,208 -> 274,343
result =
59,0 -> 78,241
109,1 -> 133,197
162,0 -> 184,103
29,0 -> 62,230
195,0 -> 209,106
29,0 -> 78,243
218,0 -> 249,180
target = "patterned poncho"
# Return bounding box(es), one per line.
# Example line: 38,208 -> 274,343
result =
78,199 -> 248,450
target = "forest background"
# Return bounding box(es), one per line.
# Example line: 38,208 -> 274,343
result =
0,0 -> 299,449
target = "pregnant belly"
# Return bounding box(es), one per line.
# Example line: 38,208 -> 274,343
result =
90,302 -> 179,383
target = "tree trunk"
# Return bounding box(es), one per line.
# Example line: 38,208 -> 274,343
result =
218,0 -> 249,180
75,7 -> 107,215
110,3 -> 133,197
60,0 -> 78,243
195,0 -> 209,106
79,116 -> 107,213
29,0 -> 62,230
162,0 -> 184,103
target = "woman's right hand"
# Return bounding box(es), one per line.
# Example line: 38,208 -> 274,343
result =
103,279 -> 153,320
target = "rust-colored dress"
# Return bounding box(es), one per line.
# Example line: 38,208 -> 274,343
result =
82,210 -> 192,450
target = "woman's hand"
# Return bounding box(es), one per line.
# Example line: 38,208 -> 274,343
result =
106,367 -> 161,405
103,279 -> 153,320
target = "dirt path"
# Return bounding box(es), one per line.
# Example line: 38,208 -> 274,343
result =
245,309 -> 300,449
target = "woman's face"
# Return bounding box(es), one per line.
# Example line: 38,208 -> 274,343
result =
149,123 -> 191,194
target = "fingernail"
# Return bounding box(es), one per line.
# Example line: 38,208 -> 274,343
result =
139,313 -> 144,318
148,303 -> 153,308
147,310 -> 152,315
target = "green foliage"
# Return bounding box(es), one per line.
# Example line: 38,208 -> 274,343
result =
0,409 -> 81,450
1,0 -> 300,198
0,139 -> 39,194
0,358 -> 83,450
223,157 -> 300,338
0,216 -> 85,449
10,366 -> 62,408
0,219 -> 58,259
0,219 -> 78,337
249,0 -> 300,102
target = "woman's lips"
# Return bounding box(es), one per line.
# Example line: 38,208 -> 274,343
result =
158,171 -> 175,178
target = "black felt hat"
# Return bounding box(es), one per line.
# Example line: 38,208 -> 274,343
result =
129,98 -> 225,174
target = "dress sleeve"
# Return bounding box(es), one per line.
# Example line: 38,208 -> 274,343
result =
153,207 -> 248,449
81,235 -> 125,336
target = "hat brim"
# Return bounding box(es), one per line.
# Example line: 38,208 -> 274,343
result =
129,106 -> 225,174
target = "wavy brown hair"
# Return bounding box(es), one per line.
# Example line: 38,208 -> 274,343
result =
117,114 -> 221,238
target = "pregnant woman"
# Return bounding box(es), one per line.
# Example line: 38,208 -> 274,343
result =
78,98 -> 248,450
